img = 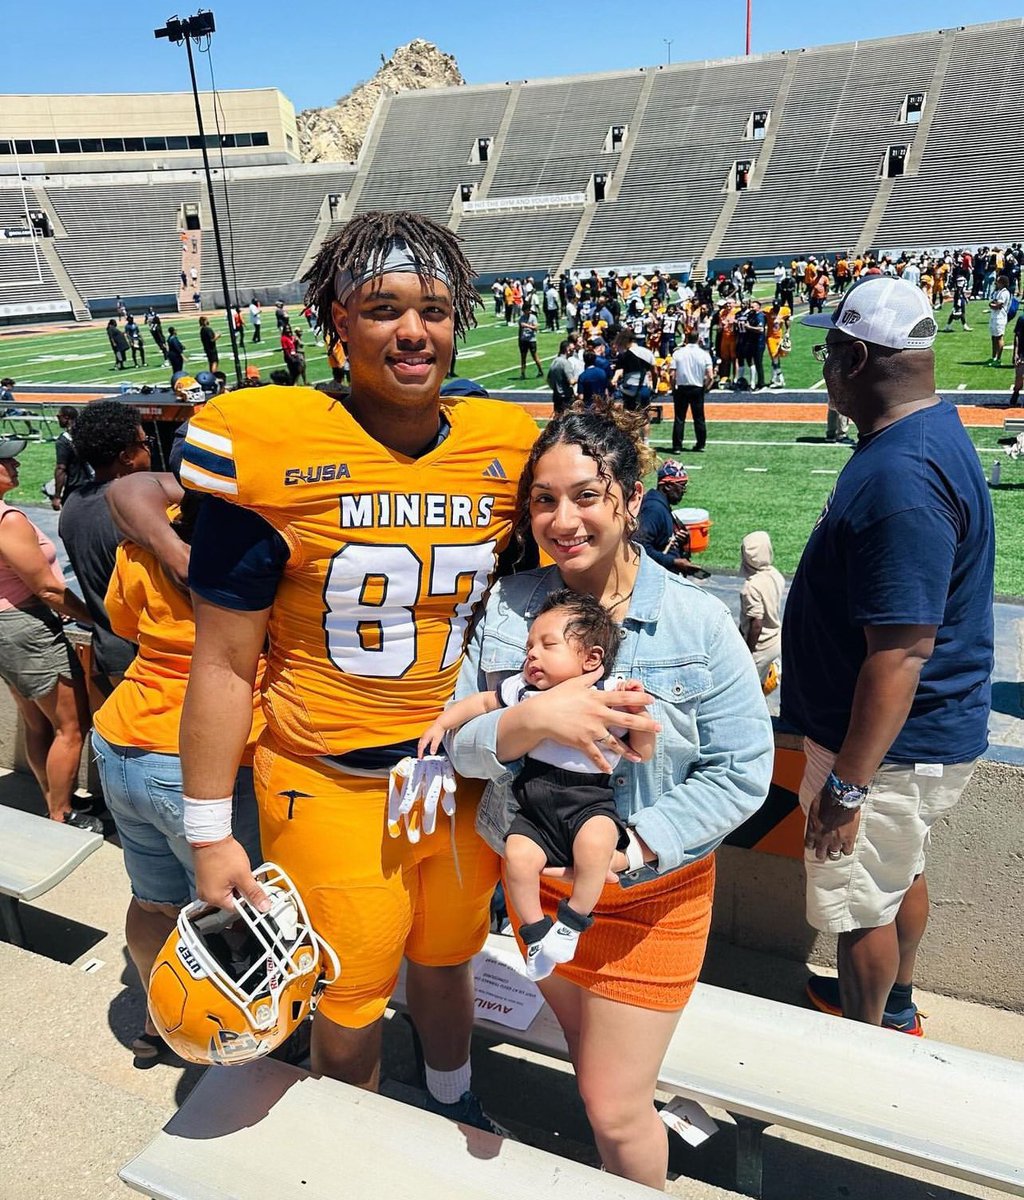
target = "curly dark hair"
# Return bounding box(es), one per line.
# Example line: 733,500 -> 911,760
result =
538,587 -> 622,678
71,400 -> 143,470
302,211 -> 479,349
513,399 -> 656,552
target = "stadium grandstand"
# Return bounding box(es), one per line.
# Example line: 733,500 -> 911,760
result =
0,18 -> 1023,324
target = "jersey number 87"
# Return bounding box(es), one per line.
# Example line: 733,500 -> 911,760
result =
323,540 -> 496,678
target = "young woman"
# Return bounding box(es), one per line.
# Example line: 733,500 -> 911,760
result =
448,404 -> 773,1188
0,436 -> 98,832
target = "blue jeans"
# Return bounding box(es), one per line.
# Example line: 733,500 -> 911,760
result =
92,730 -> 262,906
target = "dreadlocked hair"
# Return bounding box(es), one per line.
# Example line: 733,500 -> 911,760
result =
302,211 -> 480,349
513,399 -> 655,552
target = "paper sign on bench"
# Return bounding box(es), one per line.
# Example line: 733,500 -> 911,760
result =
472,950 -> 545,1031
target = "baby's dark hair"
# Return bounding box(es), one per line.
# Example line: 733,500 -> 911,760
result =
537,588 -> 621,678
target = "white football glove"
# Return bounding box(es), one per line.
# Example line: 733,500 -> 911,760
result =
387,755 -> 457,843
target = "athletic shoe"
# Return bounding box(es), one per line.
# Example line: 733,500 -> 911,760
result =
425,1091 -> 512,1137
805,974 -> 925,1035
963,325 -> 972,331
63,809 -> 104,835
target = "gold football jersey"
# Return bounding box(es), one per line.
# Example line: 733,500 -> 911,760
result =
182,384 -> 537,757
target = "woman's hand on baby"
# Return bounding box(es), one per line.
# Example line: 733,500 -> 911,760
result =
530,670 -> 660,772
542,849 -> 630,885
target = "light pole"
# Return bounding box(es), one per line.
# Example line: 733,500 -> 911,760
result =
154,10 -> 243,388
663,38 -> 674,65
746,0 -> 752,55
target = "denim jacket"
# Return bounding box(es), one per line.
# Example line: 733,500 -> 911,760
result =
448,553 -> 774,874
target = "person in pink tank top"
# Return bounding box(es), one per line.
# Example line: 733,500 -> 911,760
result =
0,436 -> 101,833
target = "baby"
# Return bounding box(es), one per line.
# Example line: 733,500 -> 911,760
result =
420,589 -> 655,980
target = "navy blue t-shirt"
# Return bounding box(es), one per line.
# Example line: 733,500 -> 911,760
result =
781,401 -> 994,764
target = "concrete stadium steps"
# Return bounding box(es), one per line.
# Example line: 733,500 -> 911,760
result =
48,180 -> 198,301
456,209 -> 582,275
875,21 -> 1024,246
354,88 -> 511,221
195,169 -> 355,295
485,74 -> 643,198
0,190 -> 69,307
717,32 -> 942,257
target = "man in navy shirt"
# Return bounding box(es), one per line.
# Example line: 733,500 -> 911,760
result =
576,350 -> 609,406
784,277 -> 994,1034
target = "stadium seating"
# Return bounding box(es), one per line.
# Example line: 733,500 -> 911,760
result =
354,88 -> 511,221
0,190 -> 68,307
717,32 -> 943,258
5,19 -> 1024,315
40,167 -> 355,308
875,21 -> 1024,247
457,209 -> 582,276
46,180 -> 197,303
580,57 -> 789,267
485,75 -> 643,198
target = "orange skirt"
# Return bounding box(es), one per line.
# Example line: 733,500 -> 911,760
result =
504,853 -> 715,1011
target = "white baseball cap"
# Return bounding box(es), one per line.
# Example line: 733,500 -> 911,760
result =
802,276 -> 938,349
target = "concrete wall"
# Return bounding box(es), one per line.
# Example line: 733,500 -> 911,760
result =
712,756 -> 1024,1011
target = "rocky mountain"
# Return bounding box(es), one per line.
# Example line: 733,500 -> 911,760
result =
297,40 -> 464,164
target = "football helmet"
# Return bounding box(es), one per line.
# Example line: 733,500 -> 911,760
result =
172,374 -> 205,406
148,862 -> 340,1066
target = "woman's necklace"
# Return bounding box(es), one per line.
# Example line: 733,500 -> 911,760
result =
606,586 -> 635,614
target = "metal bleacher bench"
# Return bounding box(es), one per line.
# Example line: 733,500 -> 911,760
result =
0,409 -> 58,441
0,806 -> 104,948
120,935 -> 1024,1200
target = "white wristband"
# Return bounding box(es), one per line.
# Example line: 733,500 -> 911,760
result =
183,796 -> 233,846
624,828 -> 645,872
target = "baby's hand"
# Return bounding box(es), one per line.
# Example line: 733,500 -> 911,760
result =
616,678 -> 651,713
417,721 -> 446,758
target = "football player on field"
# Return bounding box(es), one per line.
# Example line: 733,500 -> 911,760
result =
178,212 -> 537,1130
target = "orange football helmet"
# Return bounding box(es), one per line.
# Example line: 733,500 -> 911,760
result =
148,862 -> 340,1066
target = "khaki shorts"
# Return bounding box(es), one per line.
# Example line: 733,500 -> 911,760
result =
798,737 -> 975,933
0,603 -> 82,700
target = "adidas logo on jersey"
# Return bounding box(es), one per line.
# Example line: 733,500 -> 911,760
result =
483,459 -> 507,480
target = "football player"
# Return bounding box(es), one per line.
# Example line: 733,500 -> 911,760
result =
178,212 -> 537,1129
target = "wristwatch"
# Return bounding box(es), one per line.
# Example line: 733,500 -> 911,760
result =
825,770 -> 869,810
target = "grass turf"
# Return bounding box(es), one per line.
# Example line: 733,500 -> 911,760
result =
0,296 -> 1017,393
9,419 -> 1021,596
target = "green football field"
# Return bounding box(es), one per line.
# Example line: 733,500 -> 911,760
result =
0,295 -> 1018,393
8,416 -> 1021,596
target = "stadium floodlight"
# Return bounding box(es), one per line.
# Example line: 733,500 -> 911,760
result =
154,10 -> 243,388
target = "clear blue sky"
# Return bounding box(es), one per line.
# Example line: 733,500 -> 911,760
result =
5,2 -> 1021,112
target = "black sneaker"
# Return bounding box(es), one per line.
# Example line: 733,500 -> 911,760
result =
425,1090 -> 512,1137
63,809 -> 104,835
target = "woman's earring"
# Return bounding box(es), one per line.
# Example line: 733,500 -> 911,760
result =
627,513 -> 639,534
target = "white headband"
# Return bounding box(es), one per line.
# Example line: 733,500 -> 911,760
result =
333,236 -> 452,304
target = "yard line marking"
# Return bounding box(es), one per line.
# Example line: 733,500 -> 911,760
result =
811,469 -> 838,475
810,378 -> 828,390
744,467 -> 769,473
